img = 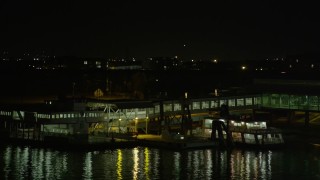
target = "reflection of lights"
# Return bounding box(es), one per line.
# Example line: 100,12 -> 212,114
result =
174,152 -> 180,175
45,150 -> 53,178
152,149 -> 160,178
83,152 -> 92,180
205,150 -> 213,179
117,149 -> 123,180
267,151 -> 272,178
144,147 -> 150,180
230,150 -> 272,180
193,151 -> 200,177
4,146 -> 12,179
33,149 -> 44,179
21,147 -> 29,174
133,148 -> 139,180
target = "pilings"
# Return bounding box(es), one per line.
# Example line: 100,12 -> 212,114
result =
211,120 -> 233,147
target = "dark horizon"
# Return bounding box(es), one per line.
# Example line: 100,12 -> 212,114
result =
1,1 -> 319,61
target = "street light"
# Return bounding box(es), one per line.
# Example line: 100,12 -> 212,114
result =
135,117 -> 138,133
146,117 -> 149,134
118,118 -> 121,133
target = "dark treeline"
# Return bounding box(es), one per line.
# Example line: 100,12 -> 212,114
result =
0,66 -> 309,100
1,52 -> 320,100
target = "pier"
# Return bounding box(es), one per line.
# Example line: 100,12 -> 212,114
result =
1,92 -> 320,150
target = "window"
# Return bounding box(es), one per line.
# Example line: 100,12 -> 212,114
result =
201,101 -> 209,109
245,98 -> 252,106
228,99 -> 235,107
174,103 -> 181,111
192,102 -> 200,110
237,98 -> 244,106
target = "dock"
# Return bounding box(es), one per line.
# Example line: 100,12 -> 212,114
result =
136,134 -> 217,150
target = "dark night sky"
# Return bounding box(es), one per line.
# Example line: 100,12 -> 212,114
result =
0,1 -> 319,61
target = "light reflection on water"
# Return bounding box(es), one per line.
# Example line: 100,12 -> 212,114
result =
1,145 -> 320,179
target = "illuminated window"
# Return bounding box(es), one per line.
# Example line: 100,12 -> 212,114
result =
192,102 -> 200,110
228,99 -> 235,107
201,101 -> 209,109
155,105 -> 160,113
237,98 -> 244,106
174,103 -> 181,111
245,98 -> 253,105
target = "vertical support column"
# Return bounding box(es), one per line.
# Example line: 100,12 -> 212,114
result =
211,121 -> 217,141
38,124 -> 42,141
22,122 -> 25,139
287,110 -> 295,125
33,123 -> 36,140
254,134 -> 259,145
217,123 -> 224,146
269,111 -> 274,126
305,111 -> 310,127
159,101 -> 164,135
27,123 -> 30,139
241,133 -> 245,144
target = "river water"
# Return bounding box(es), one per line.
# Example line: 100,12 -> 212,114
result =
1,143 -> 320,180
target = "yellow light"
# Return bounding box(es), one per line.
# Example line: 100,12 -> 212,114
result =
117,149 -> 122,180
144,148 -> 150,180
133,148 -> 139,180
